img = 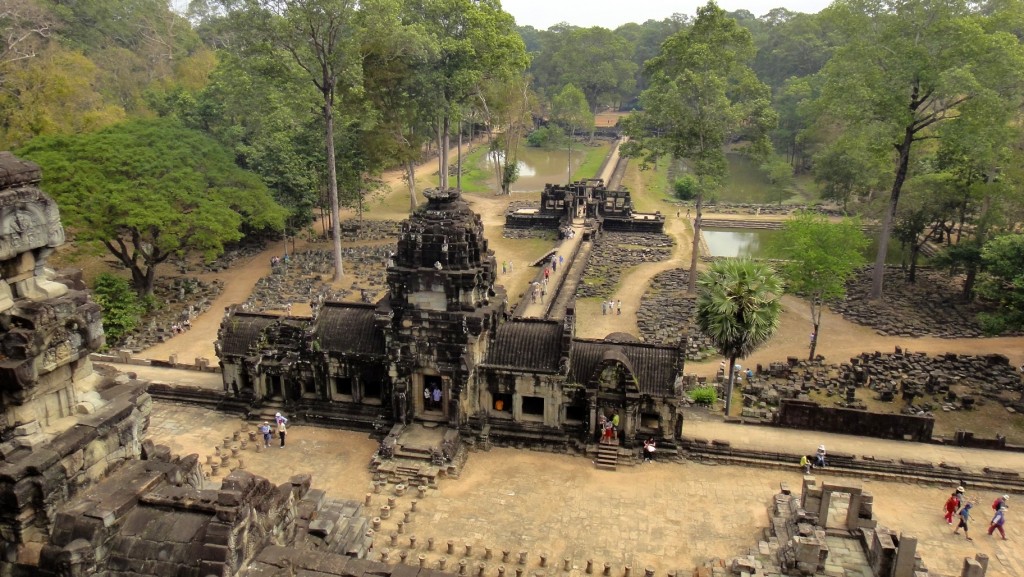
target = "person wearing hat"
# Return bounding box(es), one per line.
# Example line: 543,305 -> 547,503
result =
815,445 -> 827,468
994,494 -> 1009,511
988,505 -> 1008,540
954,502 -> 974,541
259,421 -> 272,448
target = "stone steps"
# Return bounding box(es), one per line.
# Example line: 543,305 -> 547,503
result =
595,442 -> 619,470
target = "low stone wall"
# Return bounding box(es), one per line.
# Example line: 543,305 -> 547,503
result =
777,399 -> 934,441
575,232 -> 673,299
637,268 -> 717,360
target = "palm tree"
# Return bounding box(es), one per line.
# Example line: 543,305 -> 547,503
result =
696,259 -> 784,416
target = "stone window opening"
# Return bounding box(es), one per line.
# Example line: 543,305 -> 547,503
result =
564,404 -> 586,424
521,396 -> 544,422
302,376 -> 317,398
363,379 -> 382,405
332,376 -> 353,401
491,392 -> 513,418
639,412 -> 661,433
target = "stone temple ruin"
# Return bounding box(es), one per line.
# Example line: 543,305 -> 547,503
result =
0,153 -> 380,577
216,187 -> 686,479
504,179 -> 665,233
0,153 -> 999,577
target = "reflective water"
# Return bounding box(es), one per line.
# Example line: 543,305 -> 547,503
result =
717,152 -> 789,204
479,147 -> 581,193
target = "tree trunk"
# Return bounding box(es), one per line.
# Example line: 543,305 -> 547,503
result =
809,320 -> 819,362
567,128 -> 573,183
724,355 -> 737,416
687,191 -> 703,294
457,119 -> 462,190
324,98 -> 344,281
962,266 -> 977,302
406,158 -> 418,213
869,128 -> 914,299
441,115 -> 451,189
908,243 -> 920,283
437,120 -> 444,189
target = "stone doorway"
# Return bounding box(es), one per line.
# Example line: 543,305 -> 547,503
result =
825,492 -> 851,529
415,372 -> 446,422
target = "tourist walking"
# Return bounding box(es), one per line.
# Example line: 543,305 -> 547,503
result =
616,300 -> 621,315
502,260 -> 507,275
424,385 -> 431,409
277,419 -> 287,448
945,488 -> 964,525
993,494 -> 1009,512
260,422 -> 272,448
602,301 -> 607,315
953,502 -> 974,541
989,506 -> 1007,539
611,410 -> 620,441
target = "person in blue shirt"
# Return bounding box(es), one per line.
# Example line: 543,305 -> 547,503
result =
954,502 -> 974,541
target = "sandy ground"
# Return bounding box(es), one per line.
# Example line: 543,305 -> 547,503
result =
148,402 -> 1024,577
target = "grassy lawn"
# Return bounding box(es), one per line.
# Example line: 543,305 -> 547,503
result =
622,154 -> 675,213
572,141 -> 613,181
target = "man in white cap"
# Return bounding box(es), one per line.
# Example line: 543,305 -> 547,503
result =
994,494 -> 1009,511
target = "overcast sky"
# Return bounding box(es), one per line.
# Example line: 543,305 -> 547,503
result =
501,0 -> 832,30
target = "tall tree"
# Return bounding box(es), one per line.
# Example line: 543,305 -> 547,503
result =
18,119 -> 286,295
416,0 -> 528,189
696,259 -> 783,416
814,0 -> 1024,299
623,1 -> 776,293
550,83 -> 593,182
228,0 -> 361,282
480,74 -> 535,195
769,212 -> 868,360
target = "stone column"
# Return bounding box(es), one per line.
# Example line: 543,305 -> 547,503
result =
892,534 -> 917,577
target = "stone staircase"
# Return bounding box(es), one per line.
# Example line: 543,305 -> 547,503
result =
595,441 -> 619,470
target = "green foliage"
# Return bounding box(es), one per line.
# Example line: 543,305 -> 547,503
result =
696,259 -> 783,413
92,273 -> 144,345
673,174 -> 700,200
18,118 -> 286,294
976,234 -> 1024,334
530,26 -> 637,110
526,125 -> 566,148
689,386 -> 718,406
623,2 -> 776,188
550,84 -> 594,136
771,212 -> 868,302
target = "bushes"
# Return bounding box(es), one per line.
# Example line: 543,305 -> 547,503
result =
689,385 -> 718,406
672,174 -> 699,200
526,125 -> 566,148
92,273 -> 144,345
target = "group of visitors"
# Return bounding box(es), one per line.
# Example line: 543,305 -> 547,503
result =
423,385 -> 443,411
800,445 -> 829,473
500,260 -> 515,275
944,486 -> 1009,541
598,411 -> 620,444
601,300 -> 621,315
259,413 -> 289,449
558,226 -> 576,241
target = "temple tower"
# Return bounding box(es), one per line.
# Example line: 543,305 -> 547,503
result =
382,188 -> 505,426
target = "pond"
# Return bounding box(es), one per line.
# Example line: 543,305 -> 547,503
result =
716,152 -> 790,204
480,147 -> 583,193
702,226 -> 911,264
